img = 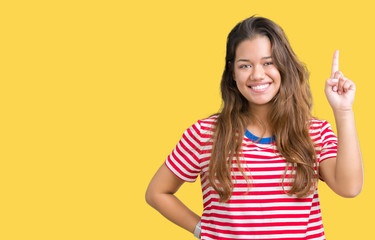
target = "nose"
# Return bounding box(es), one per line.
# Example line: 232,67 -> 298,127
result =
250,65 -> 265,81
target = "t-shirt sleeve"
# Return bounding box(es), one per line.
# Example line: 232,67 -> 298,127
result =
164,121 -> 202,182
319,120 -> 338,163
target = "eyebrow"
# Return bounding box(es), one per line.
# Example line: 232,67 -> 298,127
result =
236,56 -> 272,62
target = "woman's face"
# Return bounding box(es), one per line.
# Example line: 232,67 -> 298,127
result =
233,35 -> 281,109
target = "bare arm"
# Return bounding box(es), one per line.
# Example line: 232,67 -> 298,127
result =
145,163 -> 201,233
320,110 -> 363,197
319,50 -> 363,198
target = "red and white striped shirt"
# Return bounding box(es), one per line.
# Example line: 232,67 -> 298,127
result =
165,115 -> 337,240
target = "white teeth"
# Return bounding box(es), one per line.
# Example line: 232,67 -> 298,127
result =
251,84 -> 269,90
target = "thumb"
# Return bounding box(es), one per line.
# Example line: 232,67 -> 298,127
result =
326,78 -> 338,87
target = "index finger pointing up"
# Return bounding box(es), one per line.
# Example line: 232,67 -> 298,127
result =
331,50 -> 339,78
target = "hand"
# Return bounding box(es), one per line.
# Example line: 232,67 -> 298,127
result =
325,50 -> 356,113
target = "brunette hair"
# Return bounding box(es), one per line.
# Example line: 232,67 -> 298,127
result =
209,16 -> 317,202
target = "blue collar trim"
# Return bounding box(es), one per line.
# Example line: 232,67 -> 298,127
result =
245,130 -> 275,144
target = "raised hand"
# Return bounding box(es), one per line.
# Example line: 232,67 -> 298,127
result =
325,50 -> 356,112
320,50 -> 363,199
325,50 -> 356,113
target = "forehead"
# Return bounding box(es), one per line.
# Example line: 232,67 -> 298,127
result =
235,36 -> 272,60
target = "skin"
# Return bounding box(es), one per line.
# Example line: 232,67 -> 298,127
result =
145,164 -> 200,234
319,50 -> 363,197
233,36 -> 281,136
145,43 -> 363,236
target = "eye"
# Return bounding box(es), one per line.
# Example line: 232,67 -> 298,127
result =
239,64 -> 251,69
264,62 -> 273,66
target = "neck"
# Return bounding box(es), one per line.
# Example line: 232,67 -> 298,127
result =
247,104 -> 273,138
248,103 -> 271,125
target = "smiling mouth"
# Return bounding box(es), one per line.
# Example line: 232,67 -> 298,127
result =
249,83 -> 271,91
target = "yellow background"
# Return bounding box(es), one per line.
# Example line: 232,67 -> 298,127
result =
1,0 -> 374,239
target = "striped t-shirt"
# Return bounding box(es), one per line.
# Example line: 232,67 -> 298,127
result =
165,115 -> 337,240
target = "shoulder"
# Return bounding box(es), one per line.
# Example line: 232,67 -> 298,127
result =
309,118 -> 332,130
196,114 -> 218,131
309,118 -> 336,142
185,114 -> 218,143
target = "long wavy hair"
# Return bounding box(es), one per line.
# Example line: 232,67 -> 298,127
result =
209,16 -> 317,202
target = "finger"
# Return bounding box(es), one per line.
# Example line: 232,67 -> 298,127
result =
342,80 -> 351,93
336,71 -> 344,94
331,50 -> 340,78
333,71 -> 342,80
326,77 -> 338,87
343,76 -> 356,91
326,70 -> 340,86
326,70 -> 341,89
332,84 -> 338,92
337,78 -> 346,95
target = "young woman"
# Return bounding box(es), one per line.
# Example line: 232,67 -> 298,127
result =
145,16 -> 363,240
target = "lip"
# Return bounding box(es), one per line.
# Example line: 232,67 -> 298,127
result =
248,82 -> 271,93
